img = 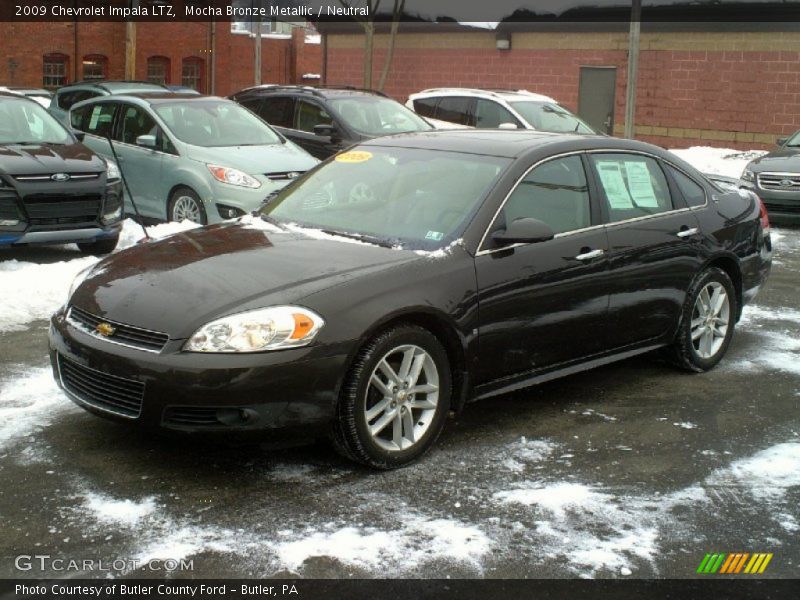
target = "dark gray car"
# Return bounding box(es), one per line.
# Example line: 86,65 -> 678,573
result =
741,131 -> 800,225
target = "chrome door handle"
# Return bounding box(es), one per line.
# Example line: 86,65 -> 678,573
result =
676,227 -> 699,238
575,248 -> 605,261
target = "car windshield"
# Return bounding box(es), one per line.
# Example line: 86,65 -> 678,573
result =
509,101 -> 595,134
261,146 -> 510,250
0,97 -> 72,145
328,96 -> 432,136
785,131 -> 800,147
154,100 -> 282,147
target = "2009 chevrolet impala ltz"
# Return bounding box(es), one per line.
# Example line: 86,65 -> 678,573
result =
49,131 -> 772,468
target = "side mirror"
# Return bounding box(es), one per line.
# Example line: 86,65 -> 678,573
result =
498,122 -> 519,130
313,124 -> 338,139
136,134 -> 157,148
493,217 -> 555,246
73,131 -> 85,142
776,137 -> 788,146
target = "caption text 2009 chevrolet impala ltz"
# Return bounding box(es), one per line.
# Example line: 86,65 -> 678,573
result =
48,130 -> 772,468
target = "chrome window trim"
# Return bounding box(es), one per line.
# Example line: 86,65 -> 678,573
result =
476,148 -> 707,257
66,306 -> 167,354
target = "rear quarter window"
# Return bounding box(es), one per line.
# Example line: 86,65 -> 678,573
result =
412,97 -> 437,118
666,165 -> 707,208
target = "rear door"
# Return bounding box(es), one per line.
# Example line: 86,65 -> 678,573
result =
587,152 -> 703,348
474,154 -> 611,385
289,98 -> 346,159
70,101 -> 118,158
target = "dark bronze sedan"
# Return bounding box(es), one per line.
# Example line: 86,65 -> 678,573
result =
49,131 -> 772,468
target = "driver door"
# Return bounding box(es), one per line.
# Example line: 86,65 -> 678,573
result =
474,154 -> 611,386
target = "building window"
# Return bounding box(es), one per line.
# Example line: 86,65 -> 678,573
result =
181,57 -> 204,91
82,55 -> 108,81
147,56 -> 170,85
43,53 -> 68,89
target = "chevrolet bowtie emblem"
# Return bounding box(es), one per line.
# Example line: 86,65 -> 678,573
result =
95,322 -> 116,337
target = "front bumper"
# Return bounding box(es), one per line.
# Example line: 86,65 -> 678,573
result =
743,180 -> 800,225
48,308 -> 349,435
204,178 -> 288,224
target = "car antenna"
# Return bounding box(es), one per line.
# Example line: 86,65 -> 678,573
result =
104,134 -> 151,241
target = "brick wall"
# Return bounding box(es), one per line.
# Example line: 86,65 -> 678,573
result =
0,22 -> 323,97
324,30 -> 800,150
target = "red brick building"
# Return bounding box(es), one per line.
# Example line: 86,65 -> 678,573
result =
0,21 -> 322,96
320,22 -> 800,150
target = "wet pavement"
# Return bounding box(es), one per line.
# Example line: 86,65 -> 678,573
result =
0,229 -> 798,580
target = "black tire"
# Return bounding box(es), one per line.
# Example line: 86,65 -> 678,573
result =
168,187 -> 207,224
77,235 -> 119,256
666,266 -> 737,372
332,324 -> 452,469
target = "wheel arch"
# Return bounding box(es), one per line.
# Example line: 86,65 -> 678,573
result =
343,308 -> 471,414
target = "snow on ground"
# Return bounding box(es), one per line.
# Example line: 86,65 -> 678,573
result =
669,146 -> 767,179
0,367 -> 77,451
0,219 -> 199,333
728,303 -> 800,376
83,493 -> 157,527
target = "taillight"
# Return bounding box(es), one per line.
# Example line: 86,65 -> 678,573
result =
757,195 -> 770,232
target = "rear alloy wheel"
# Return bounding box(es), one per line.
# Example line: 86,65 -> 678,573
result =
667,267 -> 737,372
333,325 -> 451,469
168,188 -> 207,224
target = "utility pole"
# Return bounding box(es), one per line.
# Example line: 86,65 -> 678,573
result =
125,21 -> 137,80
623,0 -> 641,139
254,8 -> 262,86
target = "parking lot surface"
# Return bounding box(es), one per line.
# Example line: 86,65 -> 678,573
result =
0,225 -> 797,580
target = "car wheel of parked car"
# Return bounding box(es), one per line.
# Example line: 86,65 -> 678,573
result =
668,267 -> 737,372
77,235 -> 119,256
333,324 -> 451,469
169,187 -> 207,224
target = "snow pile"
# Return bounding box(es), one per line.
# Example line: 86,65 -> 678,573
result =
709,442 -> 800,502
0,256 -> 99,332
499,437 -> 557,473
495,482 -> 600,516
669,147 -> 767,179
270,516 -> 490,573
0,367 -> 77,450
415,238 -> 463,258
0,218 -> 200,332
84,493 -> 157,527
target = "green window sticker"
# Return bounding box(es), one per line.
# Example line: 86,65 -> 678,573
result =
624,160 -> 659,207
425,231 -> 444,241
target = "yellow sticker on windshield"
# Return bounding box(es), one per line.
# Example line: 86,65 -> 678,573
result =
335,151 -> 373,163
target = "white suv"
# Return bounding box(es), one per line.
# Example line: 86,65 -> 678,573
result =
406,88 -> 596,134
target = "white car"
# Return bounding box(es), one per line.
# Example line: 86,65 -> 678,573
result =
0,86 -> 53,108
406,88 -> 596,134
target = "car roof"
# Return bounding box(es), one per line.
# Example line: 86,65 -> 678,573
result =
0,86 -> 51,94
0,91 -> 41,103
409,88 -> 556,103
232,85 -> 388,100
359,129 -> 670,160
56,80 -> 170,94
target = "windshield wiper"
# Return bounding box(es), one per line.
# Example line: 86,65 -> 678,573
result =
319,229 -> 398,249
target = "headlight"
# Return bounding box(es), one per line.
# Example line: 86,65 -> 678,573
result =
66,264 -> 95,305
184,306 -> 324,353
105,159 -> 121,181
741,168 -> 755,182
207,164 -> 261,189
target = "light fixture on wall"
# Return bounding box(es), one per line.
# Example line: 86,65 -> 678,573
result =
496,30 -> 511,51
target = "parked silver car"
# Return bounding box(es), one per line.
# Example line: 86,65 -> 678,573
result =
70,93 -> 318,224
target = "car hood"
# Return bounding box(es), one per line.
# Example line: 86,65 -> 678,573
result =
749,148 -> 800,172
184,141 -> 318,176
72,220 -> 421,338
0,142 -> 103,175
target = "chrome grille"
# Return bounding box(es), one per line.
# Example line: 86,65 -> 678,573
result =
757,172 -> 800,191
13,173 -> 101,182
265,171 -> 305,181
57,354 -> 144,418
68,306 -> 170,353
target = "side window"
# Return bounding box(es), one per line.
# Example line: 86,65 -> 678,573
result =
83,103 -> 117,139
260,96 -> 295,128
120,105 -> 156,144
238,97 -> 262,114
666,165 -> 707,208
474,99 -> 520,128
412,97 -> 437,118
497,155 -> 591,236
294,99 -> 332,132
59,90 -> 99,111
70,104 -> 92,131
434,97 -> 473,126
589,154 -> 674,222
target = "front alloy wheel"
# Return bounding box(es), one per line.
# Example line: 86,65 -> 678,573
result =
333,325 -> 451,469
